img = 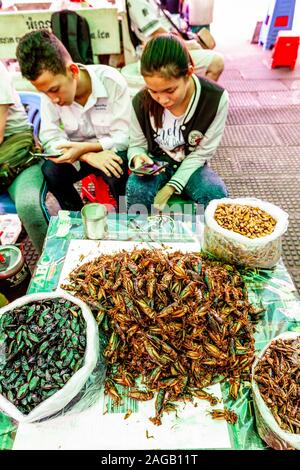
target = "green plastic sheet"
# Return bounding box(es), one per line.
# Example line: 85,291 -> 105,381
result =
1,211 -> 299,449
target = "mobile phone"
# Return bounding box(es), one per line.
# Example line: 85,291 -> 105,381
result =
30,151 -> 63,159
133,161 -> 169,175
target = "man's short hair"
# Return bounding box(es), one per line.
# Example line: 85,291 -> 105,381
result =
16,29 -> 72,81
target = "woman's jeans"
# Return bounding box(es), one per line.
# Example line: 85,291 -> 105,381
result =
126,163 -> 228,213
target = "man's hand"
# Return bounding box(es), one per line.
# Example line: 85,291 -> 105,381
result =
81,150 -> 124,178
153,185 -> 175,210
51,142 -> 91,164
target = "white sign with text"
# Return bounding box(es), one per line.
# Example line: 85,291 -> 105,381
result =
0,7 -> 120,59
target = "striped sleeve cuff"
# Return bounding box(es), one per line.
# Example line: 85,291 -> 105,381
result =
167,179 -> 184,194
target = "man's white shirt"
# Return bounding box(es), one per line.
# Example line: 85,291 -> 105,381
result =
39,64 -> 131,154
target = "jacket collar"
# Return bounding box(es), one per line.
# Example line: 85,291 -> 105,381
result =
184,74 -> 200,124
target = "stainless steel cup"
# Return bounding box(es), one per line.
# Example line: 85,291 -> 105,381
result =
81,203 -> 108,239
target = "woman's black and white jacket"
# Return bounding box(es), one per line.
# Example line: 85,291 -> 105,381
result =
128,74 -> 229,194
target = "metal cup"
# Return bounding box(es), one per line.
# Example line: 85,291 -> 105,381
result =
81,203 -> 108,240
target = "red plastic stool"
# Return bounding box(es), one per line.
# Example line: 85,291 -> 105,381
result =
271,31 -> 300,70
81,175 -> 117,209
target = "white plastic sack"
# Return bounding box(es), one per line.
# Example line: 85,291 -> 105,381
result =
251,332 -> 300,450
0,214 -> 22,245
203,197 -> 289,268
0,291 -> 103,423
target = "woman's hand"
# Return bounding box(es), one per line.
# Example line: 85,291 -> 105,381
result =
81,150 -> 124,178
133,154 -> 153,168
153,185 -> 175,210
132,154 -> 154,177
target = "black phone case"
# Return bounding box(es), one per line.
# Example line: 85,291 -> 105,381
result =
31,153 -> 62,159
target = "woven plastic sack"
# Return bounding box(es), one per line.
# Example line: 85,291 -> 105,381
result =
196,28 -> 216,49
251,332 -> 300,450
0,291 -> 104,423
203,197 -> 289,268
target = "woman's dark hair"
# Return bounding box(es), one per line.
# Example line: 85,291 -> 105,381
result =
140,34 -> 194,128
16,30 -> 71,81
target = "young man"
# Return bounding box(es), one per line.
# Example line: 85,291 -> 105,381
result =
16,30 -> 131,211
125,0 -> 224,81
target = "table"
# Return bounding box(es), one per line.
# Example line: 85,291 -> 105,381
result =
0,210 -> 300,450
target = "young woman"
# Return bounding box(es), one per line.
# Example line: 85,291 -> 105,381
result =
126,33 -> 229,212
